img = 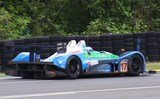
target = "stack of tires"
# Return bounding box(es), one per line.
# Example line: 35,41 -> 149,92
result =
62,36 -> 74,43
14,39 -> 27,58
133,33 -> 146,57
14,37 -> 38,58
145,32 -> 159,61
111,34 -> 124,55
74,36 -> 88,44
157,33 -> 160,60
49,35 -> 63,54
0,41 -> 5,72
88,36 -> 100,51
24,37 -> 37,45
124,34 -> 134,51
100,34 -> 112,52
2,41 -> 15,66
36,36 -> 51,59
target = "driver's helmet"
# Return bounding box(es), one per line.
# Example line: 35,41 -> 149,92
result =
86,47 -> 93,51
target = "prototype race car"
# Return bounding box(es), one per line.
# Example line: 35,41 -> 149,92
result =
5,40 -> 146,79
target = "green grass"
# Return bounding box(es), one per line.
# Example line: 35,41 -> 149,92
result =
0,73 -> 6,77
146,62 -> 160,71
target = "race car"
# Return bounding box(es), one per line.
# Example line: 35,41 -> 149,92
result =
5,40 -> 146,79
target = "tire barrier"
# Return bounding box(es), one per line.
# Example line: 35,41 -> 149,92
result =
0,32 -> 160,72
100,34 -> 112,52
111,34 -> 124,55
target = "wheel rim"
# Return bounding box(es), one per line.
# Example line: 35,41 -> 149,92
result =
131,57 -> 142,72
68,59 -> 80,75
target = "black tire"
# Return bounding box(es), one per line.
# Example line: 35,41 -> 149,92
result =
124,34 -> 133,38
124,38 -> 134,42
74,36 -> 88,41
146,38 -> 157,43
124,47 -> 134,51
145,32 -> 157,38
133,33 -> 145,39
41,53 -> 51,59
100,35 -> 112,41
128,55 -> 143,76
146,49 -> 159,55
147,55 -> 159,61
112,40 -> 124,46
111,34 -> 124,40
124,42 -> 134,47
24,38 -> 37,44
146,43 -> 158,49
66,56 -> 82,79
88,36 -> 100,41
14,39 -> 25,45
100,41 -> 112,47
88,41 -> 100,47
37,36 -> 49,43
100,47 -> 112,52
49,36 -> 63,42
92,47 -> 100,51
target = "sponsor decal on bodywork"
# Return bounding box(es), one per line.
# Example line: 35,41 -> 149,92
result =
88,60 -> 99,66
97,64 -> 111,72
87,62 -> 111,73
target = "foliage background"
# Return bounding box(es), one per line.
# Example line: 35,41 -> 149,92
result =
0,0 -> 159,40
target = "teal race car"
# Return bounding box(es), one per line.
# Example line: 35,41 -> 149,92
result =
5,40 -> 146,79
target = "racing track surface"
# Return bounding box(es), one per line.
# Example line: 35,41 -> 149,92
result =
0,74 -> 160,99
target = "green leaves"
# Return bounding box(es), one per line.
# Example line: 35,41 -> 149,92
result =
0,7 -> 30,40
0,0 -> 159,40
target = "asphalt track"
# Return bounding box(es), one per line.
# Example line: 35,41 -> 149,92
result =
0,73 -> 160,99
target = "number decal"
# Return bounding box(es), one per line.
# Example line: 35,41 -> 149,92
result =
120,62 -> 128,72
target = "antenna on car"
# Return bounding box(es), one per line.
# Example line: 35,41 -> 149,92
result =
136,37 -> 141,51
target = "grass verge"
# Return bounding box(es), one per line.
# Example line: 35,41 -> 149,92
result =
0,73 -> 6,77
146,62 -> 160,71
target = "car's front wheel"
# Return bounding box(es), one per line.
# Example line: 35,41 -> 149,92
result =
128,55 -> 143,76
66,56 -> 82,79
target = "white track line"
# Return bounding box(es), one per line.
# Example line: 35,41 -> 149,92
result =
0,77 -> 21,80
0,85 -> 160,99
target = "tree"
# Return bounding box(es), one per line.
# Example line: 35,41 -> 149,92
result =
0,0 -> 159,40
0,2 -> 30,40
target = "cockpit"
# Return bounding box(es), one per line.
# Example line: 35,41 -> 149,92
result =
57,40 -> 93,53
66,40 -> 89,53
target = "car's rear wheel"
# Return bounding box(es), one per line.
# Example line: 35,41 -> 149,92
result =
128,55 -> 143,76
66,56 -> 82,79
